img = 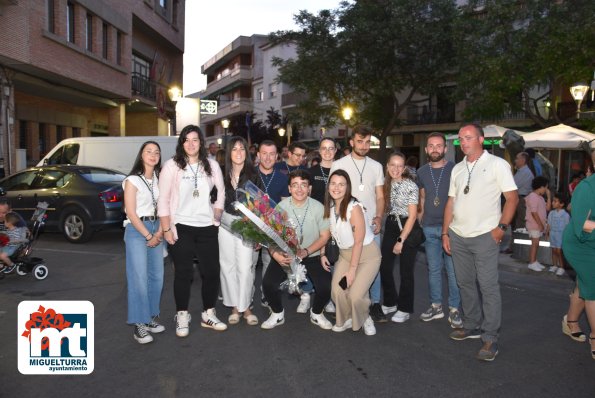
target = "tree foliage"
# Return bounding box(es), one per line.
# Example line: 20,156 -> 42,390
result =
452,0 -> 595,127
270,0 -> 459,161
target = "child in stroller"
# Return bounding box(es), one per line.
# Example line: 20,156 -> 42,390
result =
0,202 -> 49,280
0,211 -> 28,273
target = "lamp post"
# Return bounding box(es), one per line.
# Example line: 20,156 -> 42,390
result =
341,105 -> 353,148
221,118 -> 230,148
570,82 -> 589,119
167,86 -> 182,135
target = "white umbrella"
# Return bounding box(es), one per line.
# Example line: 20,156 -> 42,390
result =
522,123 -> 595,149
483,124 -> 526,138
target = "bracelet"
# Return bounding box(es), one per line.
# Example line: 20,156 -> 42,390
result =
441,233 -> 448,236
145,234 -> 153,241
321,254 -> 327,257
144,232 -> 151,239
163,228 -> 171,233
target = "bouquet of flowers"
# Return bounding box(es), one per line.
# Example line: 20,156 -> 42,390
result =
228,181 -> 305,293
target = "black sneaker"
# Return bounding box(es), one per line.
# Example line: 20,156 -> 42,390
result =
370,303 -> 387,323
2,263 -> 17,274
133,323 -> 153,344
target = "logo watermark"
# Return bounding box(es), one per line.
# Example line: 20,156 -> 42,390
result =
18,301 -> 94,375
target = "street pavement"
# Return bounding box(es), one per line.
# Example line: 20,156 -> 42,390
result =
0,229 -> 594,398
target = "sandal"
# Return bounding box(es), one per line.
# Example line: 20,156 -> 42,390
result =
228,312 -> 240,325
562,315 -> 586,342
244,314 -> 258,326
590,336 -> 595,360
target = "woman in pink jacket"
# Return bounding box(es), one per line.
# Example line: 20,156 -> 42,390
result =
158,125 -> 226,337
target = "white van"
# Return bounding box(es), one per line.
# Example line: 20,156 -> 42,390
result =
37,136 -> 179,174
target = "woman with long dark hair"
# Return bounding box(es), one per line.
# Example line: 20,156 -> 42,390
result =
379,151 -> 422,324
219,136 -> 259,326
324,170 -> 381,336
158,125 -> 226,337
123,141 -> 164,344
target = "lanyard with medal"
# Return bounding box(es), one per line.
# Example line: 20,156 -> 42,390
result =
350,154 -> 367,192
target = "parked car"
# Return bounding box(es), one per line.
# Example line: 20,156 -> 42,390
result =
0,165 -> 125,243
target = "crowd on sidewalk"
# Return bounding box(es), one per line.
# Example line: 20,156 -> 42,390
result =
118,123 -> 595,362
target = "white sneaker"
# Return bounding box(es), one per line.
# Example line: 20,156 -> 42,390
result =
556,268 -> 566,276
175,311 -> 191,337
528,262 -> 544,272
324,301 -> 336,313
363,316 -> 376,336
381,305 -> 397,315
549,266 -> 559,273
261,310 -> 285,330
296,293 -> 311,313
391,310 -> 410,323
201,308 -> 227,331
332,318 -> 353,332
310,309 -> 332,330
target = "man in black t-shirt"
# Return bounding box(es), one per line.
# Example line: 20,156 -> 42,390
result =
308,137 -> 337,204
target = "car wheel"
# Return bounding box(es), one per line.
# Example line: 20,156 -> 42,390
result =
16,264 -> 28,276
33,264 -> 48,280
61,208 -> 93,243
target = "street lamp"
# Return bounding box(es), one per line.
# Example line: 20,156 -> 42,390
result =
167,86 -> 182,135
570,82 -> 589,119
221,118 -> 230,148
341,105 -> 353,147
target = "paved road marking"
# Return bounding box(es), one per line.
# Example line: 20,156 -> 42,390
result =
35,248 -> 123,256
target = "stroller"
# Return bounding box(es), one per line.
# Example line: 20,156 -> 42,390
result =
0,202 -> 49,281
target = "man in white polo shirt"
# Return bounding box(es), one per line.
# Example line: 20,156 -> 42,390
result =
442,123 -> 518,362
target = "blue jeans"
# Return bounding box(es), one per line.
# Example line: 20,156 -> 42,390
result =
124,221 -> 164,324
423,225 -> 460,309
369,234 -> 381,304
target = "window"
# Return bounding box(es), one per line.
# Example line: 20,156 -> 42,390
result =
56,125 -> 63,142
72,127 -> 81,138
86,14 -> 93,51
47,0 -> 55,33
18,120 -> 27,148
33,171 -> 70,189
66,2 -> 75,43
116,31 -> 122,65
269,83 -> 277,98
172,0 -> 178,26
257,89 -> 264,102
47,143 -> 79,165
39,123 -> 48,156
1,171 -> 37,191
102,23 -> 108,59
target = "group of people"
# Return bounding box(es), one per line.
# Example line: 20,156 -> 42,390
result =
122,122 -> 595,362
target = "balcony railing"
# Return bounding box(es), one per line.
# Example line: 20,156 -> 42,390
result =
131,72 -> 156,101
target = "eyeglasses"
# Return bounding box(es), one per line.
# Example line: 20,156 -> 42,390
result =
290,182 -> 309,189
291,152 -> 306,158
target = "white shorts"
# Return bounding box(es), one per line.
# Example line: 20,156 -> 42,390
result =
527,230 -> 542,239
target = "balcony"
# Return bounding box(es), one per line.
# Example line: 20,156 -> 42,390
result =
281,92 -> 307,108
200,98 -> 253,124
404,105 -> 456,125
131,73 -> 156,102
202,66 -> 253,98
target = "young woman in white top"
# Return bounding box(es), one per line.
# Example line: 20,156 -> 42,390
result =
123,141 -> 164,344
323,169 -> 381,336
158,125 -> 226,337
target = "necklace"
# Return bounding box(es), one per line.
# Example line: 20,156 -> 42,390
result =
290,197 -> 310,245
189,162 -> 201,198
350,154 -> 367,191
463,152 -> 483,194
230,170 -> 241,189
139,172 -> 157,215
319,165 -> 329,186
428,162 -> 446,206
258,169 -> 275,194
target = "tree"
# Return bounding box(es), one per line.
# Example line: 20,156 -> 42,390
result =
270,0 -> 459,163
455,0 -> 595,128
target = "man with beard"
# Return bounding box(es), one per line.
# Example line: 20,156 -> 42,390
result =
417,133 -> 462,328
443,123 -> 518,361
330,125 -> 385,322
255,141 -> 289,306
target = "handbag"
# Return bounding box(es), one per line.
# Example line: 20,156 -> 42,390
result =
324,236 -> 340,263
403,219 -> 425,248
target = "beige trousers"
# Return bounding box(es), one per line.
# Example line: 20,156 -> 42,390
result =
331,242 -> 381,331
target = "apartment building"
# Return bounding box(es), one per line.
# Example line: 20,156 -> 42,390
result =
0,0 -> 184,173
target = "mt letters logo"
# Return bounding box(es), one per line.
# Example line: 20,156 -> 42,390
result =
18,301 -> 94,375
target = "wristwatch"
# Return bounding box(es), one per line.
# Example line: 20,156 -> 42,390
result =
396,236 -> 403,243
497,223 -> 508,231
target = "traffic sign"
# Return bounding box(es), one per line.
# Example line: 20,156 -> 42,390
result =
200,100 -> 217,115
